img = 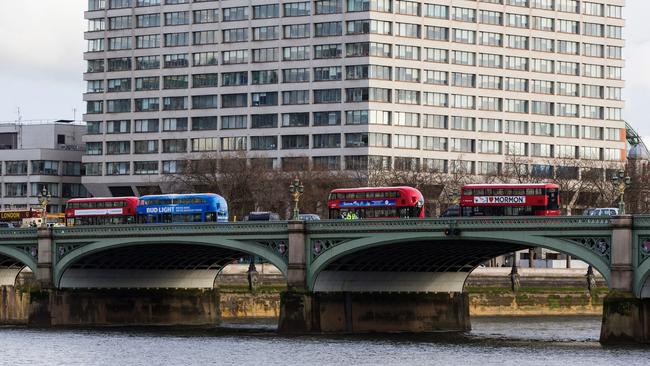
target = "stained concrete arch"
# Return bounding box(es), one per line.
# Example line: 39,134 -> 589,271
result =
308,232 -> 611,292
54,236 -> 288,289
0,249 -> 37,287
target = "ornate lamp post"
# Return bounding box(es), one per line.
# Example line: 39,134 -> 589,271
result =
611,170 -> 631,215
38,186 -> 51,228
288,178 -> 304,221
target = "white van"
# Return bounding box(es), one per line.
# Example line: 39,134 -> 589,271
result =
588,208 -> 619,216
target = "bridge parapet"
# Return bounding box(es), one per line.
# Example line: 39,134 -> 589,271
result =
52,222 -> 289,238
305,216 -> 614,234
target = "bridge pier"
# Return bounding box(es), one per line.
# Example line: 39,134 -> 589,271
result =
279,291 -> 470,334
600,216 -> 650,344
36,228 -> 53,288
27,288 -> 221,327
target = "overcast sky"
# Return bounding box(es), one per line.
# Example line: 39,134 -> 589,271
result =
0,1 -> 648,137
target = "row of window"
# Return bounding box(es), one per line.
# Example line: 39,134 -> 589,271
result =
86,69 -> 623,101
80,156 -> 621,177
85,91 -> 623,120
0,183 -> 88,199
84,135 -> 622,161
89,6 -> 622,39
88,0 -> 623,19
87,24 -> 621,58
0,161 -> 83,176
85,115 -> 622,140
86,46 -> 623,76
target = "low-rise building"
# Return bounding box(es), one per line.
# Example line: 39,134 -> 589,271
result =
0,120 -> 88,213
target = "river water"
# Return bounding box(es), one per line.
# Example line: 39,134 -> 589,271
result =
1,316 -> 648,366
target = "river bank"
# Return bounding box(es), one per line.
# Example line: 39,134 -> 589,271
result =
218,267 -> 607,319
1,268 -> 606,325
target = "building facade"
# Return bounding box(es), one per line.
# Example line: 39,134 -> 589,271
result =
0,121 -> 88,213
83,0 -> 626,196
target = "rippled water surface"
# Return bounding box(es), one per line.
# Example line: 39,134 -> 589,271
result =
2,316 -> 649,366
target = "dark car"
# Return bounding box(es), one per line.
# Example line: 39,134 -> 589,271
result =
440,205 -> 460,217
244,211 -> 280,221
298,214 -> 320,221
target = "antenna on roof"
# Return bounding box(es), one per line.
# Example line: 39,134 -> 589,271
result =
16,106 -> 22,123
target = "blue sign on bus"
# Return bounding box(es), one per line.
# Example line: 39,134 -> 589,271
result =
339,199 -> 396,207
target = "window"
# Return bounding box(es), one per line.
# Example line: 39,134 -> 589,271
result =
283,68 -> 310,83
164,32 -> 189,47
135,76 -> 159,91
106,141 -> 131,155
221,115 -> 247,130
253,26 -> 279,41
223,28 -> 248,43
313,88 -> 342,103
251,136 -> 278,150
134,119 -> 159,133
221,50 -> 248,65
106,120 -> 130,134
422,136 -> 447,151
253,48 -> 279,63
192,137 -> 219,151
193,52 -> 218,66
165,11 -> 189,26
163,118 -> 188,132
313,134 -> 341,148
194,9 -> 219,23
164,54 -> 189,68
163,96 -> 188,110
284,2 -> 310,17
193,30 -> 219,45
136,56 -> 159,70
283,46 -> 310,61
191,95 -> 217,109
252,92 -> 279,106
252,70 -> 278,85
395,45 -> 420,60
314,44 -> 342,59
313,111 -> 341,126
284,24 -> 310,38
477,140 -> 502,154
315,21 -> 342,37
134,140 -> 158,154
282,135 -> 310,149
192,73 -> 218,88
163,75 -> 188,89
223,6 -> 248,21
314,66 -> 342,81
31,161 -> 59,175
253,4 -> 279,19
281,90 -> 308,105
282,113 -> 310,127
251,114 -> 278,129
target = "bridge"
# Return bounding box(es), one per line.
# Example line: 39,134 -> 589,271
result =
1,216 -> 650,343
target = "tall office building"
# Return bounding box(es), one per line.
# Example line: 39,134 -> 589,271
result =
83,0 -> 625,196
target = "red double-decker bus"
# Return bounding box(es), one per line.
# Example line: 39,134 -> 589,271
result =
65,197 -> 139,226
459,183 -> 560,217
327,186 -> 425,219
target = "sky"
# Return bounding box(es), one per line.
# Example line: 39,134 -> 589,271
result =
0,1 -> 648,137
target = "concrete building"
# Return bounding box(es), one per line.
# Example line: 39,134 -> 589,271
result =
83,0 -> 626,196
0,121 -> 88,213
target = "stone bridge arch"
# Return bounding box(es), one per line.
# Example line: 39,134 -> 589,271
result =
0,229 -> 38,287
53,235 -> 289,289
307,230 -> 612,292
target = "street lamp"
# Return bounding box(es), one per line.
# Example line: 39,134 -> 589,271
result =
38,186 -> 51,228
288,178 -> 304,221
611,170 -> 631,215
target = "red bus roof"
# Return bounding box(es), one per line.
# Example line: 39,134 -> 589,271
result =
462,183 -> 559,189
330,186 -> 423,195
66,197 -> 139,203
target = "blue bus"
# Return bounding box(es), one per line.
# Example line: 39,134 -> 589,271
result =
136,193 -> 228,223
